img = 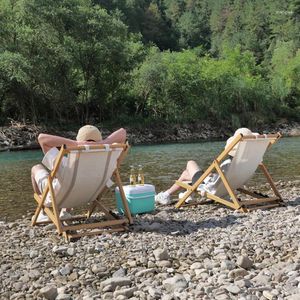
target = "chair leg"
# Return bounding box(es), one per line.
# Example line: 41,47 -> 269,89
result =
96,201 -> 119,220
32,192 -> 48,226
114,169 -> 133,224
87,201 -> 97,218
32,204 -> 43,226
87,186 -> 108,217
214,161 -> 242,210
47,178 -> 63,234
259,163 -> 282,201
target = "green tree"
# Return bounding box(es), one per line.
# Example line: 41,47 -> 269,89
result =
0,0 -> 143,125
176,0 -> 211,50
270,40 -> 300,118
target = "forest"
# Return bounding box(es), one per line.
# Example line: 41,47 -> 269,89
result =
0,0 -> 300,128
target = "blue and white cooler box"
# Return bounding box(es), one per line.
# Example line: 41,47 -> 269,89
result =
115,184 -> 155,214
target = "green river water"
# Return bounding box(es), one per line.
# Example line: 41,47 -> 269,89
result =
0,137 -> 299,221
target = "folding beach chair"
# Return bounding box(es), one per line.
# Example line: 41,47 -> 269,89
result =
31,143 -> 133,240
175,133 -> 283,212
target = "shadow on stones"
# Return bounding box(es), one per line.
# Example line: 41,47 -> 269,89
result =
285,197 -> 300,207
132,214 -> 246,236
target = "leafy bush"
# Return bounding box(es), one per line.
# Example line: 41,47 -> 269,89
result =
132,46 -> 276,126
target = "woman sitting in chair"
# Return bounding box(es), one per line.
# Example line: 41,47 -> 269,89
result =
155,128 -> 254,205
31,125 -> 126,221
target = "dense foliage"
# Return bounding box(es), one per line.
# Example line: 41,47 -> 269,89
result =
0,0 -> 300,127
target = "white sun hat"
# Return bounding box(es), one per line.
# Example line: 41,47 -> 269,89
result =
225,128 -> 253,157
76,125 -> 102,142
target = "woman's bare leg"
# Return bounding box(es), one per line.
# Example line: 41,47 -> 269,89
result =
31,164 -> 72,216
166,160 -> 201,195
31,164 -> 46,194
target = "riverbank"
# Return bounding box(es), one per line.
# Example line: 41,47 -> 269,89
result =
0,181 -> 299,299
1,121 -> 300,151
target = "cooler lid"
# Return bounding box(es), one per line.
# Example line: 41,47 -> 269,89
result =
116,184 -> 155,195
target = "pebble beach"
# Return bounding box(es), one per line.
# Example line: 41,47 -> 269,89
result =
0,180 -> 300,300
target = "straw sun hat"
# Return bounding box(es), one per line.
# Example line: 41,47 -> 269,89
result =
225,128 -> 253,157
76,125 -> 102,142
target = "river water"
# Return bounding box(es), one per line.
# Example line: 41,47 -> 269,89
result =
0,137 -> 299,221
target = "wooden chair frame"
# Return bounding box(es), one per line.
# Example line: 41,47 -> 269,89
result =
32,143 -> 133,241
175,133 -> 283,212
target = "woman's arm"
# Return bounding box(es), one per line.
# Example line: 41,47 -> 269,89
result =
101,128 -> 127,144
38,128 -> 127,153
38,134 -> 77,154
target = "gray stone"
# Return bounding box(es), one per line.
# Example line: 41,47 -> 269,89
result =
82,296 -> 94,300
112,267 -> 126,277
163,275 -> 188,292
148,261 -> 156,268
102,285 -> 113,293
29,250 -> 39,258
68,272 -> 78,281
103,293 -> 114,300
127,260 -> 137,267
156,260 -> 171,267
203,259 -> 214,270
39,286 -> 58,300
235,279 -> 252,288
215,293 -> 229,300
28,269 -> 41,280
270,289 -> 279,296
248,286 -> 272,292
221,260 -> 235,270
57,287 -> 66,294
226,284 -> 240,294
153,248 -> 169,261
228,268 -> 249,279
19,274 -> 30,283
50,270 -> 60,277
167,268 -> 174,273
44,224 -> 56,230
52,246 -> 68,254
100,277 -> 131,291
246,296 -> 259,300
13,282 -> 23,291
135,268 -> 156,277
272,240 -> 283,247
190,262 -> 202,270
262,290 -> 276,300
237,255 -> 253,270
148,286 -> 162,298
116,295 -> 127,300
66,248 -> 75,256
59,264 -> 73,276
91,264 -> 106,274
56,294 -> 72,300
114,287 -> 136,298
252,274 -> 271,285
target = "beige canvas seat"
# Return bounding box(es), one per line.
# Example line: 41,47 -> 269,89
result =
175,133 -> 283,212
32,143 -> 133,240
